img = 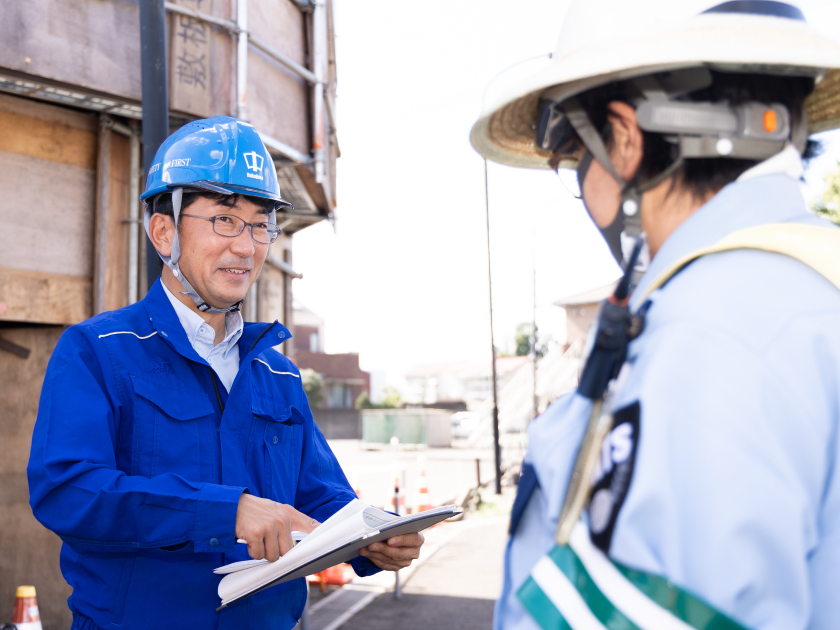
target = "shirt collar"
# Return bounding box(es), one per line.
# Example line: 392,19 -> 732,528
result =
630,147 -> 809,309
161,281 -> 244,357
737,143 -> 804,182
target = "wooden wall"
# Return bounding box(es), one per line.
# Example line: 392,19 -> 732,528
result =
0,93 -> 96,325
0,326 -> 72,630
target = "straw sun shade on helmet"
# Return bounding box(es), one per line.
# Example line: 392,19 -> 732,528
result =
470,0 -> 840,170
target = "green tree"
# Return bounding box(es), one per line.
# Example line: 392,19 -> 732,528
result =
355,386 -> 401,410
300,368 -> 325,409
514,322 -> 547,359
514,323 -> 533,357
812,161 -> 840,226
378,386 -> 402,408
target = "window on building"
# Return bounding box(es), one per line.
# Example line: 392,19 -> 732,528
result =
327,383 -> 354,408
309,332 -> 319,353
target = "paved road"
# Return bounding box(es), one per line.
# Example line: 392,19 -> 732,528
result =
327,439 -> 500,511
340,515 -> 509,630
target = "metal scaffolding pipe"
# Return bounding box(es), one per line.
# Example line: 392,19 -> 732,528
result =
140,0 -> 169,293
110,121 -> 142,305
236,0 -> 248,120
266,254 -> 303,279
128,129 -> 141,304
93,116 -> 114,315
250,35 -> 319,85
311,0 -> 326,184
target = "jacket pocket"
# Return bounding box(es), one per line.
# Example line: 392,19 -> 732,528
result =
130,374 -> 216,479
252,397 -> 303,503
111,554 -> 136,626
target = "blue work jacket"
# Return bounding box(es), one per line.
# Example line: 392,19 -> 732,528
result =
27,280 -> 377,630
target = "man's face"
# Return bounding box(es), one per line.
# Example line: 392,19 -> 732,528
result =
155,195 -> 271,309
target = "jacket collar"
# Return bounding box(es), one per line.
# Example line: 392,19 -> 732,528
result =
630,173 -> 813,310
238,320 -> 291,363
142,278 -> 292,370
143,279 -> 207,365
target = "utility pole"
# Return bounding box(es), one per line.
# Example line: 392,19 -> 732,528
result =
484,159 -> 502,495
532,223 -> 538,422
139,0 -> 169,293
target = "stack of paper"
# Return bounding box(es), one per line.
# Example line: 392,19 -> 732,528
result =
215,499 -> 461,608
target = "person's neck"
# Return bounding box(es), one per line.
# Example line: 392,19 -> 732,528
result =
641,179 -> 715,258
161,267 -> 227,345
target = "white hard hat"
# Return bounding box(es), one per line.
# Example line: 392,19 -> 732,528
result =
471,0 -> 840,169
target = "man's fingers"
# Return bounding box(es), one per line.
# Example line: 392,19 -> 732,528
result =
361,550 -> 413,570
359,543 -> 421,567
247,536 -> 266,561
385,532 -> 424,548
289,509 -> 320,533
278,529 -> 295,557
264,530 -> 281,563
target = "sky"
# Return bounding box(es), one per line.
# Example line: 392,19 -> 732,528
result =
292,0 -> 840,383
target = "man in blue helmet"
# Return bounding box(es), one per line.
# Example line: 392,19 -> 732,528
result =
27,117 -> 423,630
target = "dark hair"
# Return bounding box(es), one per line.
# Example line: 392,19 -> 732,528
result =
150,191 -> 277,222
576,70 -> 818,199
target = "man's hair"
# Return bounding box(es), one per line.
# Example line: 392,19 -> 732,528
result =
576,70 -> 818,200
150,191 -> 277,222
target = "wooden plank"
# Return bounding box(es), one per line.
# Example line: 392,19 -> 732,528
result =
105,131 -> 131,312
257,264 -> 285,326
0,151 -> 96,279
169,0 -> 212,117
0,105 -> 97,169
247,0 -> 309,154
0,0 -> 142,101
0,267 -> 92,325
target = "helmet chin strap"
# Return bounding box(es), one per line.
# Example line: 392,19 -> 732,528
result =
144,187 -> 243,314
565,97 -> 652,273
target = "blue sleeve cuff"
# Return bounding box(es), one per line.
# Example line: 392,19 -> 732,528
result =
194,484 -> 248,553
349,555 -> 381,578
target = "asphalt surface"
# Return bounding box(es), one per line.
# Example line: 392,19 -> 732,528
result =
340,514 -> 509,630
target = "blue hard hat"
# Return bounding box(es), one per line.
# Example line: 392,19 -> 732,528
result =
140,116 -> 292,208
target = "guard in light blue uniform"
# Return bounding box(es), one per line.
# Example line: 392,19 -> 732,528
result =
471,2 -> 840,629
27,117 -> 423,630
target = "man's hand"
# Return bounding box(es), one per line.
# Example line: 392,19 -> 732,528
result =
235,494 -> 320,562
358,532 -> 425,571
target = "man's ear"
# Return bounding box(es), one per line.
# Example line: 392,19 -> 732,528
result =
148,213 -> 175,258
606,101 -> 644,182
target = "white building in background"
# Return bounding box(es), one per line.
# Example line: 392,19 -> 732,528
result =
404,356 -> 531,409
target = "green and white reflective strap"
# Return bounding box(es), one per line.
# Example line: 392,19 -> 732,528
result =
517,522 -> 747,630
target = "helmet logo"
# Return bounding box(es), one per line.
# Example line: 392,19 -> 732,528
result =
243,151 -> 265,180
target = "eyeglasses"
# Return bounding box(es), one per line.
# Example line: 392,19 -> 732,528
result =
179,213 -> 281,244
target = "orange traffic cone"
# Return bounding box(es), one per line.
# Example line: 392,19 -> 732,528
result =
12,585 -> 42,630
306,564 -> 355,592
415,468 -> 433,514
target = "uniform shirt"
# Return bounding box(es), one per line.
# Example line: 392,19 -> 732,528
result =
495,159 -> 840,629
162,281 -> 242,392
27,280 -> 378,630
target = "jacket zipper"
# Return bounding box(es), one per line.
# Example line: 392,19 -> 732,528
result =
246,321 -> 275,356
207,366 -> 224,413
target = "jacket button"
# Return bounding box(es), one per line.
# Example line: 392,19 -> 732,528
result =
210,538 -> 219,547
277,331 -> 286,339
272,435 -> 279,444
